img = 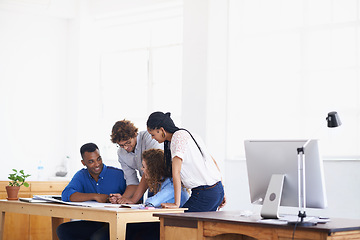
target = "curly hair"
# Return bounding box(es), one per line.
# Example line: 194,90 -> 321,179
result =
142,149 -> 172,194
111,120 -> 138,143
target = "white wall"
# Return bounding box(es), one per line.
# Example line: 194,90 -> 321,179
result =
0,0 -> 182,181
182,0 -> 228,175
0,4 -> 75,181
182,0 -> 360,220
0,0 -> 359,221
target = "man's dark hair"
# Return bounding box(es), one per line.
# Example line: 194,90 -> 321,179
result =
80,143 -> 99,158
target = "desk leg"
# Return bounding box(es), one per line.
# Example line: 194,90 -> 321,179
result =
51,217 -> 64,240
0,211 -> 4,240
160,218 -> 165,240
197,221 -> 204,240
109,219 -> 126,240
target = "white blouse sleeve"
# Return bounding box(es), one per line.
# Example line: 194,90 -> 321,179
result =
170,131 -> 190,160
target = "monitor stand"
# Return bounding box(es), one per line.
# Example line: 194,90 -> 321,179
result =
260,174 -> 318,226
261,174 -> 285,219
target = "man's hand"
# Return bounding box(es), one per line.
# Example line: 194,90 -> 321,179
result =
116,197 -> 135,204
161,203 -> 179,209
109,193 -> 122,204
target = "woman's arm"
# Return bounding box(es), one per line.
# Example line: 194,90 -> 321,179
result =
120,185 -> 137,199
211,156 -> 221,172
161,156 -> 182,208
145,178 -> 174,207
129,176 -> 149,203
211,156 -> 226,209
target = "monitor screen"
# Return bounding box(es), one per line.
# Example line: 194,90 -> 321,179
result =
244,139 -> 327,217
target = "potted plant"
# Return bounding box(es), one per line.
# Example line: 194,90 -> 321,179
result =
6,169 -> 31,200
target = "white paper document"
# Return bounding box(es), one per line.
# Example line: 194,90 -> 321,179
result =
21,195 -> 91,206
20,195 -> 146,209
19,198 -> 51,203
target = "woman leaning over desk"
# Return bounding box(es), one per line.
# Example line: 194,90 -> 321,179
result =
146,111 -> 226,212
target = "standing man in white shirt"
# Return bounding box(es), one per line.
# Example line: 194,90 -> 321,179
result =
110,119 -> 162,204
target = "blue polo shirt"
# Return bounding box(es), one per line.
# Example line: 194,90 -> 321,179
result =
61,164 -> 127,202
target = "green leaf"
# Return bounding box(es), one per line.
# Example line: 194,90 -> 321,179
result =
7,169 -> 30,187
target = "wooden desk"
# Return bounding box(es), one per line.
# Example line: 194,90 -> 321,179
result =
0,181 -> 69,240
0,200 -> 185,240
154,211 -> 360,240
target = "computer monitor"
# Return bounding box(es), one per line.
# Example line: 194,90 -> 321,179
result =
244,139 -> 327,219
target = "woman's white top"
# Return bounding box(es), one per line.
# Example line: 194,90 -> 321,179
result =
170,130 -> 222,189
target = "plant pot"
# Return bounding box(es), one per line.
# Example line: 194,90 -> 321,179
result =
6,186 -> 20,200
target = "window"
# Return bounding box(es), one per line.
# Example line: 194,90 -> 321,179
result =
85,3 -> 183,164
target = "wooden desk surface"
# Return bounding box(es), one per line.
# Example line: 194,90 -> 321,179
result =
155,211 -> 360,233
0,200 -> 185,240
155,211 -> 360,240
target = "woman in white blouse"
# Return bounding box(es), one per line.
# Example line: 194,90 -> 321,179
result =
146,111 -> 226,212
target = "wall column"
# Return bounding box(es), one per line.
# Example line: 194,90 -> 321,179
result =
182,0 -> 228,171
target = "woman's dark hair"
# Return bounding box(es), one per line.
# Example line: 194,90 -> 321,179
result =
146,112 -> 203,175
80,143 -> 98,159
146,112 -> 179,133
147,112 -> 179,175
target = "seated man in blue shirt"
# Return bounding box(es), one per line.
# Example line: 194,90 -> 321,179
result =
57,143 -> 127,240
